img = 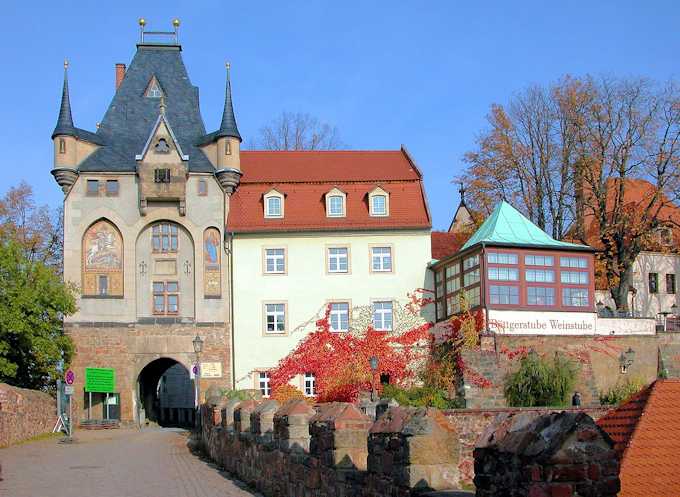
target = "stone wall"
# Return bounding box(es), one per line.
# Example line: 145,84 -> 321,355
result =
201,400 -> 462,496
474,411 -> 620,497
0,383 -> 56,447
444,407 -> 609,487
462,333 -> 673,408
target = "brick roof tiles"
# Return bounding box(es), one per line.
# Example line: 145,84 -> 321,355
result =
228,150 -> 430,233
597,379 -> 680,497
430,231 -> 469,260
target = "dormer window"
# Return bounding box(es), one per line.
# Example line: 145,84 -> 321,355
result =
325,188 -> 347,218
369,187 -> 389,217
263,189 -> 284,218
145,76 -> 163,98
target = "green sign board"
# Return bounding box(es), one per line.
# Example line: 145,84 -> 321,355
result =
85,367 -> 116,393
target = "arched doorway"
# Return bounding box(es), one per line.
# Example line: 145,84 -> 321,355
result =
137,358 -> 195,428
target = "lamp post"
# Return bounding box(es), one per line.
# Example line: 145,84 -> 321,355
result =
369,356 -> 379,402
192,334 -> 204,428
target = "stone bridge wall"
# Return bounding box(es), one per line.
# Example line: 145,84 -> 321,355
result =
0,383 -> 56,447
200,400 -> 617,496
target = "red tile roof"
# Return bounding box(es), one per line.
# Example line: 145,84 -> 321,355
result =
597,379 -> 680,497
431,231 -> 469,260
228,150 -> 430,233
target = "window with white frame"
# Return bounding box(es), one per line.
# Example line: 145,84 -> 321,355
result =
487,252 -> 518,264
528,287 -> 555,306
372,301 -> 393,331
152,223 -> 179,253
304,373 -> 316,396
525,255 -> 554,266
327,195 -> 345,217
489,285 -> 519,305
265,196 -> 282,217
371,195 -> 387,216
488,267 -> 519,281
329,302 -> 350,332
369,188 -> 389,217
371,246 -> 392,272
464,268 -> 480,287
265,303 -> 286,334
328,247 -> 349,273
463,254 -> 479,270
258,372 -> 271,398
264,248 -> 285,274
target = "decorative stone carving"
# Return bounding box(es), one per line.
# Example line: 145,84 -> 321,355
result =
214,167 -> 243,195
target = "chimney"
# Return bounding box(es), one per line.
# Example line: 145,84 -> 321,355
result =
115,63 -> 126,90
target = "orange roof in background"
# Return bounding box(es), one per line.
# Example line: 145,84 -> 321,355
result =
431,231 -> 469,260
580,178 -> 680,248
597,379 -> 680,497
228,150 -> 430,233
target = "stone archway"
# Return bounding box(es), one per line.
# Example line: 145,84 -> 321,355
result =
137,358 -> 195,428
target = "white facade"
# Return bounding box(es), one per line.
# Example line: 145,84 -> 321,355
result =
596,251 -> 680,319
231,229 -> 433,390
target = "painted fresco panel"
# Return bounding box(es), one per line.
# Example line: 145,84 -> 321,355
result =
82,220 -> 123,296
203,228 -> 221,297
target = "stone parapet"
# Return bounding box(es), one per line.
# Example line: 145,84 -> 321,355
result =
473,411 -> 620,497
0,383 -> 56,447
273,399 -> 315,452
251,399 -> 279,445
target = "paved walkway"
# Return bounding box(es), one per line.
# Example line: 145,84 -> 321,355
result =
0,428 -> 258,497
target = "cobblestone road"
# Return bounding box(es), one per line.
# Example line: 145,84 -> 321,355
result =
0,428 -> 258,497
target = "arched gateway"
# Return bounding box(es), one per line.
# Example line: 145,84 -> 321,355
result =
137,358 -> 195,428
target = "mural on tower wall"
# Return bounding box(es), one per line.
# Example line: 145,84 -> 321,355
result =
203,227 -> 221,297
82,219 -> 123,296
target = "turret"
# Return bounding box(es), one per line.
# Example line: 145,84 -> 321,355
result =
51,60 -> 79,193
214,63 -> 243,195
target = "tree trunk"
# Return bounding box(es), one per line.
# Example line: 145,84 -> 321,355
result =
610,264 -> 634,313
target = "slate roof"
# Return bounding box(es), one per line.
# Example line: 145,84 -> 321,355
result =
597,379 -> 680,497
76,44 -> 214,173
198,66 -> 241,144
227,150 -> 431,233
52,66 -> 105,145
461,201 -> 592,251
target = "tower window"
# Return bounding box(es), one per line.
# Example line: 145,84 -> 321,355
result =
154,168 -> 171,183
225,141 -> 232,156
86,179 -> 99,196
59,138 -> 66,154
153,281 -> 179,314
152,223 -> 179,252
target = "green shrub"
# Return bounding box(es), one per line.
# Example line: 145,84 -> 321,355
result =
381,384 -> 463,409
504,352 -> 579,407
219,389 -> 259,401
599,377 -> 646,406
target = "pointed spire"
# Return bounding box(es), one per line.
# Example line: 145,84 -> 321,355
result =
52,59 -> 76,139
217,62 -> 242,142
459,182 -> 467,206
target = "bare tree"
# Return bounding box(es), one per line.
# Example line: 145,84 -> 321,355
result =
250,112 -> 344,150
460,76 -> 680,311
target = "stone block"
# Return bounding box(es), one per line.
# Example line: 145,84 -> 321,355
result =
234,400 -> 258,434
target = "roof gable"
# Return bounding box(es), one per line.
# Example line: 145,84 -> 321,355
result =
135,113 -> 188,161
461,201 -> 590,251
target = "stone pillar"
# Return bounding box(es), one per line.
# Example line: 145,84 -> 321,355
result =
234,400 -> 258,435
251,399 -> 280,445
309,402 -> 373,471
474,411 -> 620,497
221,398 -> 241,431
368,406 -> 460,493
274,399 -> 315,452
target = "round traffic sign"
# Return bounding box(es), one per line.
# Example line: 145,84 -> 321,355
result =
192,364 -> 199,375
65,369 -> 75,385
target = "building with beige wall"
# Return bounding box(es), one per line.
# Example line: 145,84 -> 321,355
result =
51,27 -> 242,426
228,149 -> 433,394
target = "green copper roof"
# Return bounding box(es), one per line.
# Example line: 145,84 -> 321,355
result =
461,201 -> 589,251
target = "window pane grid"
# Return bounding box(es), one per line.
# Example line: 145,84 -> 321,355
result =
265,248 -> 285,273
488,267 -> 519,281
525,255 -> 554,266
152,223 -> 178,253
562,288 -> 589,307
372,301 -> 393,331
304,373 -> 316,396
528,286 -> 555,306
328,247 -> 349,273
330,302 -> 350,332
258,372 -> 271,398
265,303 -> 286,333
560,257 -> 588,268
526,269 -> 555,283
560,271 -> 588,284
328,195 -> 344,216
153,281 -> 179,315
371,247 -> 392,272
487,252 -> 518,264
266,197 -> 282,217
372,195 -> 387,215
489,285 -> 519,305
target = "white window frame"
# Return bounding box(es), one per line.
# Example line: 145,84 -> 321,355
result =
304,373 -> 316,397
327,246 -> 350,274
264,302 -> 287,335
372,301 -> 393,331
325,188 -> 347,218
368,187 -> 390,217
263,189 -> 284,218
263,247 -> 286,274
329,301 -> 350,332
258,371 -> 271,398
370,246 -> 393,273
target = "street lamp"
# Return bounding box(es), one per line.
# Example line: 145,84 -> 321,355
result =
369,356 -> 379,402
192,335 -> 204,428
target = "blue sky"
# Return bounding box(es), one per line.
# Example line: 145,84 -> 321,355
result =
1,1 -> 678,229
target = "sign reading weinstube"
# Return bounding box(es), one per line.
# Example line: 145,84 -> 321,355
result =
488,310 -> 597,335
85,367 -> 116,393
